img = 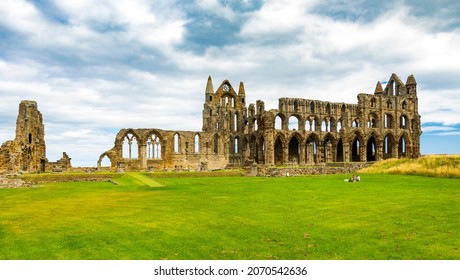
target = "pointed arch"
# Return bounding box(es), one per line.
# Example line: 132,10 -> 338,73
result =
174,133 -> 181,153
366,135 -> 377,162
288,134 -> 302,164
306,133 -> 319,164
398,134 -> 408,158
383,133 -> 395,159
274,135 -> 284,165
336,139 -> 344,162
351,131 -> 362,162
122,132 -> 139,159
146,132 -> 162,159
194,133 -> 200,153
274,114 -> 283,130
288,115 -> 300,130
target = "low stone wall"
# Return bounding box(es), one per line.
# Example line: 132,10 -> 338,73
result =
0,175 -> 33,188
256,163 -> 372,177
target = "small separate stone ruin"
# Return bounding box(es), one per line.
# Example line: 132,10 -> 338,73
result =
0,100 -> 72,174
99,73 -> 422,172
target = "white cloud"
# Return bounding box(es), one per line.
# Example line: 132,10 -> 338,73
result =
1,0 -> 460,164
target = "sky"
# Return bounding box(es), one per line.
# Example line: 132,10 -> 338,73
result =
1,0 -> 460,166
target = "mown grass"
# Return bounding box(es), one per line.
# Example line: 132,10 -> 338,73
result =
0,173 -> 459,260
361,155 -> 460,178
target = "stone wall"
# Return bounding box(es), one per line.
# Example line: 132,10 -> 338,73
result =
256,163 -> 372,177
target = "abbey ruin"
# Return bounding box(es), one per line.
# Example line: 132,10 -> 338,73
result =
0,101 -> 71,173
99,73 -> 421,172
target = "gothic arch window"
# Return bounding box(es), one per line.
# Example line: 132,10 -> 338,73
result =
293,100 -> 299,111
310,101 -> 315,113
370,98 -> 376,107
400,115 -> 408,129
384,114 -> 393,129
321,119 -> 327,132
387,100 -> 392,109
234,113 -> 238,132
122,133 -> 138,159
194,134 -> 200,153
234,138 -> 239,154
402,101 -> 407,110
174,133 -> 180,153
352,119 -> 359,128
275,115 -> 282,129
147,133 -> 162,159
29,133 -> 32,144
326,103 -> 331,115
337,120 -> 342,132
288,115 -> 299,130
399,136 -> 407,155
100,155 -> 111,167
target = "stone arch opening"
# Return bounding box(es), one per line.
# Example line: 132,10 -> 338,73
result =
306,134 -> 318,164
398,135 -> 407,157
288,135 -> 300,164
274,136 -> 284,165
323,134 -> 334,163
147,133 -> 162,159
256,135 -> 265,164
194,133 -> 200,153
351,135 -> 360,162
174,133 -> 180,153
336,139 -> 344,162
400,115 -> 408,129
122,132 -> 139,159
384,114 -> 393,129
366,136 -> 377,162
275,115 -> 283,130
383,133 -> 395,159
288,115 -> 300,130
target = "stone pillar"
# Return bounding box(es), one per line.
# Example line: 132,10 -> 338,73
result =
139,144 -> 147,170
299,144 -> 306,165
343,142 -> 350,163
325,142 -> 332,163
376,144 -> 383,161
307,143 -> 314,164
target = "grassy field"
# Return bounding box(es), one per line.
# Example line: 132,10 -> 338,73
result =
0,172 -> 459,260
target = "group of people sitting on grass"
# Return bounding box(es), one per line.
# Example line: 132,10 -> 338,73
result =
348,175 -> 360,182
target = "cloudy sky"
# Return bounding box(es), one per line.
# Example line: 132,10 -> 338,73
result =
1,0 -> 459,166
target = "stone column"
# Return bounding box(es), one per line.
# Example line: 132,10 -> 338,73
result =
299,144 -> 306,165
306,143 -> 314,164
139,144 -> 147,170
325,142 -> 332,163
343,142 -> 350,163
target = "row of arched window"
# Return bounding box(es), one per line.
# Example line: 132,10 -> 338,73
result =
121,133 -> 202,159
274,113 -> 412,132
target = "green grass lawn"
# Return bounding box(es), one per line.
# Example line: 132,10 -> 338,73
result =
0,173 -> 459,260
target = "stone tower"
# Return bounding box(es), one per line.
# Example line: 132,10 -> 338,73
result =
0,101 -> 47,172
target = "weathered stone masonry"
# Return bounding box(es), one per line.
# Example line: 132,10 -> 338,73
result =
99,73 -> 421,171
0,101 -> 71,173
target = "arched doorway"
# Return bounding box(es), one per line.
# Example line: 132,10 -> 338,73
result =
336,139 -> 344,162
288,136 -> 300,164
366,136 -> 377,162
274,136 -> 284,165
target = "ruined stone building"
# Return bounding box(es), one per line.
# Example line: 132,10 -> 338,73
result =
0,100 -> 71,173
98,73 -> 421,172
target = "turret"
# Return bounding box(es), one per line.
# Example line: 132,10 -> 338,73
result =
238,81 -> 246,105
205,75 -> 214,102
374,81 -> 384,94
405,74 -> 417,95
